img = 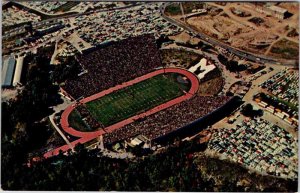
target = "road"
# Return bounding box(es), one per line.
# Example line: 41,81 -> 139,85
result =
160,3 -> 297,66
48,95 -> 74,150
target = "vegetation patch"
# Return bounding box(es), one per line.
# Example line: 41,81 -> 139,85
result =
161,49 -> 203,69
254,92 -> 298,112
287,28 -> 299,38
165,3 -> 181,16
270,38 -> 299,59
248,17 -> 265,26
198,76 -> 224,96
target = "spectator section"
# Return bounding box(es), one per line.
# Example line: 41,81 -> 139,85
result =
103,95 -> 231,145
61,34 -> 162,99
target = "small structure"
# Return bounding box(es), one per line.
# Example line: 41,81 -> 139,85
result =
130,137 -> 143,147
254,3 -> 288,19
188,58 -> 216,80
268,5 -> 288,19
13,55 -> 24,86
2,55 -> 16,88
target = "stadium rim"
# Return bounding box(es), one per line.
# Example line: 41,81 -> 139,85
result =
43,67 -> 199,158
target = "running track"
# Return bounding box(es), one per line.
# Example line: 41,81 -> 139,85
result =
44,68 -> 199,158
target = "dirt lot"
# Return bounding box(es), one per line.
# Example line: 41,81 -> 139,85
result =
168,31 -> 201,45
167,2 -> 299,59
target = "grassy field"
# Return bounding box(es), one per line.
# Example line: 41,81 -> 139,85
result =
81,73 -> 190,128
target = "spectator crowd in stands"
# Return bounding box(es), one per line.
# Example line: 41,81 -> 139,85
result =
76,104 -> 104,129
103,95 -> 231,145
62,34 -> 162,99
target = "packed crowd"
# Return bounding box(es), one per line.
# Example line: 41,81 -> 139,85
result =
74,2 -> 182,46
208,118 -> 298,179
62,34 -> 162,99
103,95 -> 231,144
76,104 -> 103,129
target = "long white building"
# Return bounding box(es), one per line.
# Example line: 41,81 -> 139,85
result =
13,56 -> 25,86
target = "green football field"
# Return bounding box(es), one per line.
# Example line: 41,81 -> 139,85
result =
69,73 -> 191,131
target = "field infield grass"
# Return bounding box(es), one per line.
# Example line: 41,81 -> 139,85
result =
69,73 -> 191,131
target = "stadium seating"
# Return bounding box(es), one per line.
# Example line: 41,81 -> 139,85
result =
103,95 -> 231,144
62,34 -> 162,99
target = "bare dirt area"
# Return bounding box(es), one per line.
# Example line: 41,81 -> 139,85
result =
169,31 -> 191,43
169,31 -> 201,45
169,2 -> 299,59
198,76 -> 224,96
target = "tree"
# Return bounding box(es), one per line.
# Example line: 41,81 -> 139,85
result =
241,104 -> 264,118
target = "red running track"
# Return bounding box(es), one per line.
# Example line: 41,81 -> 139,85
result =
44,68 -> 199,158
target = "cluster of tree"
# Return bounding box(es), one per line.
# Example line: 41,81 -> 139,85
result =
175,40 -> 205,50
2,137 -> 297,191
50,56 -> 81,84
164,3 -> 181,16
156,34 -> 173,48
199,68 -> 222,83
2,45 -> 63,172
256,92 -> 297,112
217,54 -> 247,72
241,103 -> 264,118
194,153 -> 297,192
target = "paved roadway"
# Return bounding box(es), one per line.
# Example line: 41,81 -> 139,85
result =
48,95 -> 74,150
159,3 -> 297,66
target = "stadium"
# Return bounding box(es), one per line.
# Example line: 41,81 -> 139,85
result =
44,34 -> 238,158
